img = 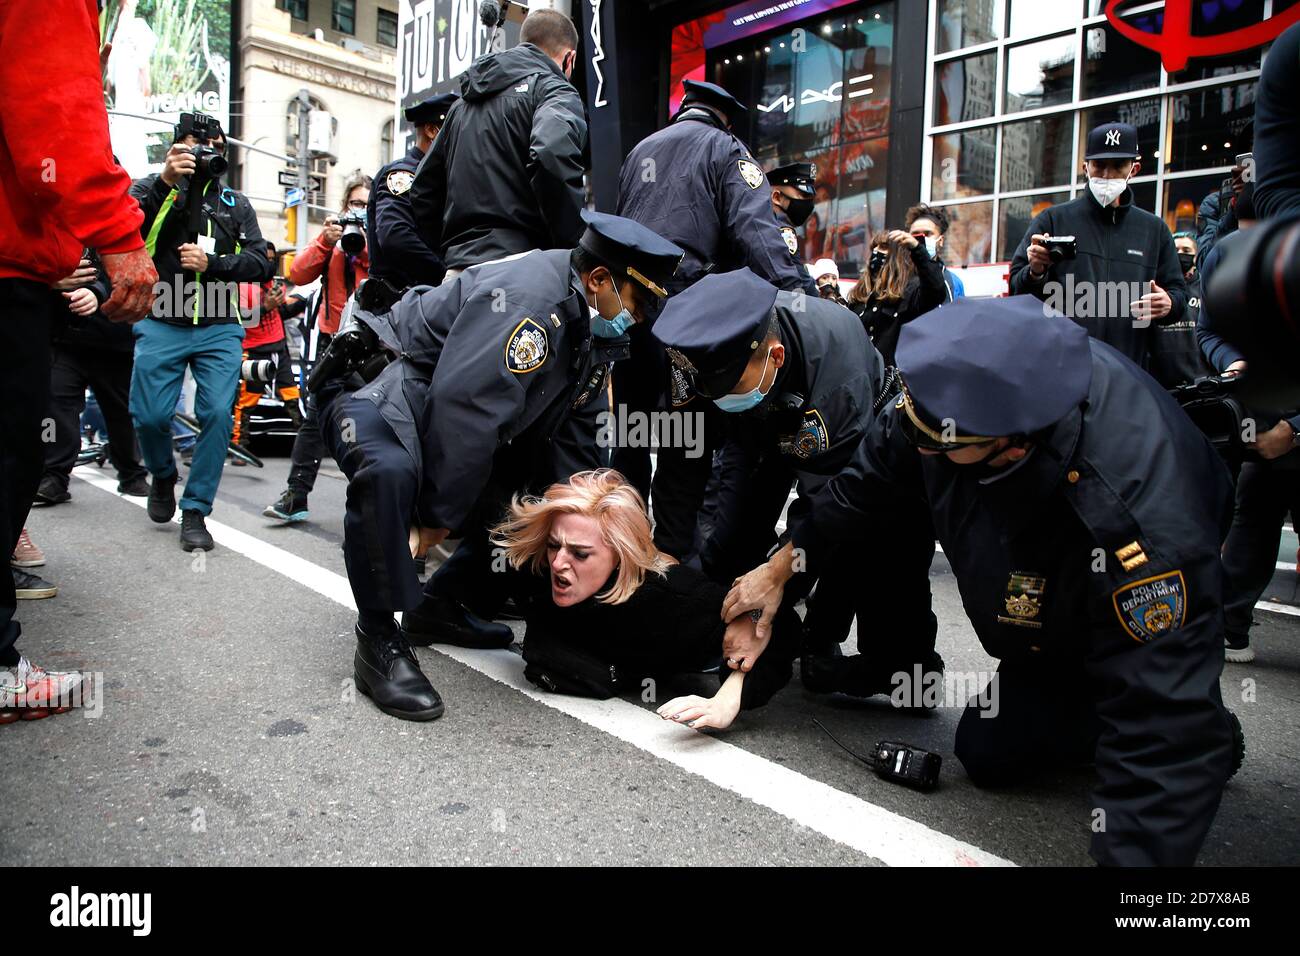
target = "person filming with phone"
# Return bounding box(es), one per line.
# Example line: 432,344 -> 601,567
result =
1009,122 -> 1187,370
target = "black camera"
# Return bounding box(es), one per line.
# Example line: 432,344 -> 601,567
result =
176,112 -> 227,180
338,211 -> 367,255
871,741 -> 942,791
241,358 -> 276,386
307,322 -> 389,393
1041,235 -> 1077,262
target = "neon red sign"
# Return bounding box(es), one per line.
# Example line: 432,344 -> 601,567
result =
1105,0 -> 1300,72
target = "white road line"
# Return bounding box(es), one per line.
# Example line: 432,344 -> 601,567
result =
73,465 -> 1010,868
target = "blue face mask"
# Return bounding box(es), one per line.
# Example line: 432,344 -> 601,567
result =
714,347 -> 775,413
590,281 -> 634,338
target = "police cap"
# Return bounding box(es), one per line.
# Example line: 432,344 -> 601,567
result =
651,268 -> 778,399
896,295 -> 1093,438
767,162 -> 816,196
578,210 -> 684,300
405,93 -> 459,126
681,79 -> 747,119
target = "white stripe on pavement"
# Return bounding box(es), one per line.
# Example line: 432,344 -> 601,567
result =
72,466 -> 1011,868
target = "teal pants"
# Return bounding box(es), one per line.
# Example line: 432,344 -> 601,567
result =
129,319 -> 244,515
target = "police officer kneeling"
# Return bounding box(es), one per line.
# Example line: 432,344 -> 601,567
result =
313,212 -> 683,721
726,296 -> 1244,865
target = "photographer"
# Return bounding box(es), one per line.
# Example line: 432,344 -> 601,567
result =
38,251 -> 150,505
1009,122 -> 1186,367
905,203 -> 965,301
129,113 -> 273,552
230,244 -> 302,458
266,175 -> 371,523
845,229 -> 946,365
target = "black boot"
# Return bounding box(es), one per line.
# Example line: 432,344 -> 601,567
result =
147,472 -> 177,523
179,509 -> 214,552
1227,709 -> 1246,780
354,622 -> 445,721
401,594 -> 513,649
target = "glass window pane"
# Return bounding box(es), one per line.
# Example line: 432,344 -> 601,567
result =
1000,113 -> 1073,192
1167,81 -> 1258,174
1008,0 -> 1080,39
842,6 -> 895,141
931,126 -> 997,200
936,0 -> 1001,55
934,51 -> 996,125
1128,180 -> 1156,214
1162,173 -> 1226,238
1077,97 -> 1160,171
1080,18 -> 1161,100
1004,34 -> 1076,113
804,138 -> 891,279
999,191 -> 1070,260
1168,0 -> 1265,83
934,201 -> 994,265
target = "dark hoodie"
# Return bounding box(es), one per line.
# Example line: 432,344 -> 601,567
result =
410,43 -> 587,269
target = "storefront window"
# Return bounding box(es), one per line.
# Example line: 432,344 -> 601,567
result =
1167,80 -> 1258,173
937,200 -> 994,265
1076,97 -> 1161,169
1079,17 -> 1161,101
998,190 -> 1069,260
931,126 -> 997,200
1167,0 -> 1266,83
1008,0 -> 1081,39
1000,113 -> 1073,192
1163,173 -> 1225,236
1004,34 -> 1076,113
936,0 -> 1002,54
934,51 -> 996,125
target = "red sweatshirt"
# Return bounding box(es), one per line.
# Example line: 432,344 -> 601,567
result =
0,1 -> 145,283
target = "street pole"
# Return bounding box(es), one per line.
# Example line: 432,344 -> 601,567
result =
285,88 -> 314,269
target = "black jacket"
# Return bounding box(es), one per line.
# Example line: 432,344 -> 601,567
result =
1148,275 -> 1214,388
848,245 -> 947,366
1008,190 -> 1187,366
1254,20 -> 1300,220
617,108 -> 817,296
410,43 -> 587,269
791,340 -> 1235,866
50,250 -> 133,354
368,144 -> 445,288
130,173 -> 272,326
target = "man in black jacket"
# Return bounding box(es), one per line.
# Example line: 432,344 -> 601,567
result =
409,9 -> 585,275
1008,122 -> 1187,368
37,252 -> 149,505
128,114 -> 272,551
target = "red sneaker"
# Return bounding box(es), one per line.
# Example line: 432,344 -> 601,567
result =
0,657 -> 83,722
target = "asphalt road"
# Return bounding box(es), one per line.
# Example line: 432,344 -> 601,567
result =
3,452 -> 1297,867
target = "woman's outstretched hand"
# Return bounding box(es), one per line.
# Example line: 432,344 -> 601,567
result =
658,673 -> 743,732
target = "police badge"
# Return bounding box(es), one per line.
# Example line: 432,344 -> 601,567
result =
505,318 -> 549,374
1112,570 -> 1187,643
781,226 -> 799,256
997,572 -> 1046,628
665,347 -> 698,377
386,170 -> 414,196
789,408 -> 828,459
738,160 -> 765,190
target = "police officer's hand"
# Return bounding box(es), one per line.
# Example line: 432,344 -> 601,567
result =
178,244 -> 209,273
722,542 -> 798,643
410,526 -> 450,559
1130,280 -> 1171,322
1027,234 -> 1053,277
1254,421 -> 1296,460
63,287 -> 99,317
161,144 -> 197,187
52,258 -> 97,290
99,248 -> 158,323
721,615 -> 770,673
887,229 -> 919,250
321,217 -> 343,247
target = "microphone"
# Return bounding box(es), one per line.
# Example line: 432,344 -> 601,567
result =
478,0 -> 504,28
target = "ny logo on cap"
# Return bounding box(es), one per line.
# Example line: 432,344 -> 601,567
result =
1105,128 -> 1122,146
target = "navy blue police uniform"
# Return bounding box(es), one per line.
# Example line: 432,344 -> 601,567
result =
316,212 -> 683,721
615,80 -> 818,552
767,162 -> 817,267
786,295 -> 1241,865
366,93 -> 457,290
653,269 -> 940,684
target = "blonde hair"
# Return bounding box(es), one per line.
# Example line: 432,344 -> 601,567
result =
490,469 -> 670,605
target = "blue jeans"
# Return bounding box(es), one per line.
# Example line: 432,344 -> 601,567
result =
129,319 -> 243,515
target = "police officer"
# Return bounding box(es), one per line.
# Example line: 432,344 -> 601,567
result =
767,162 -> 817,264
365,93 -> 458,293
652,269 -> 940,691
726,295 -> 1244,866
315,212 -> 683,721
615,79 -> 817,553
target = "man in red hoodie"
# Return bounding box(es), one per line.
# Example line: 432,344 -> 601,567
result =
0,0 -> 157,722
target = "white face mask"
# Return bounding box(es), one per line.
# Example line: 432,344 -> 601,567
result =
1088,175 -> 1128,207
923,236 -> 940,259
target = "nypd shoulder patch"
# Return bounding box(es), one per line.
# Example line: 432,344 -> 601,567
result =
738,159 -> 764,190
781,226 -> 799,256
1112,570 -> 1187,643
670,365 -> 695,408
505,318 -> 549,374
792,408 -> 829,460
386,170 -> 414,196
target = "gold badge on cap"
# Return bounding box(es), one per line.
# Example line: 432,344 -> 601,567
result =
386,170 -> 414,196
738,160 -> 764,190
505,318 -> 548,374
997,572 -> 1046,628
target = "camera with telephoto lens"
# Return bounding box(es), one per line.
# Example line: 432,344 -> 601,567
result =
241,358 -> 276,386
871,741 -> 942,791
1041,235 -> 1077,262
338,211 -> 367,255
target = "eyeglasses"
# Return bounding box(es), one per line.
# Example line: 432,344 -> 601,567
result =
896,387 -> 997,451
346,200 -> 367,210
